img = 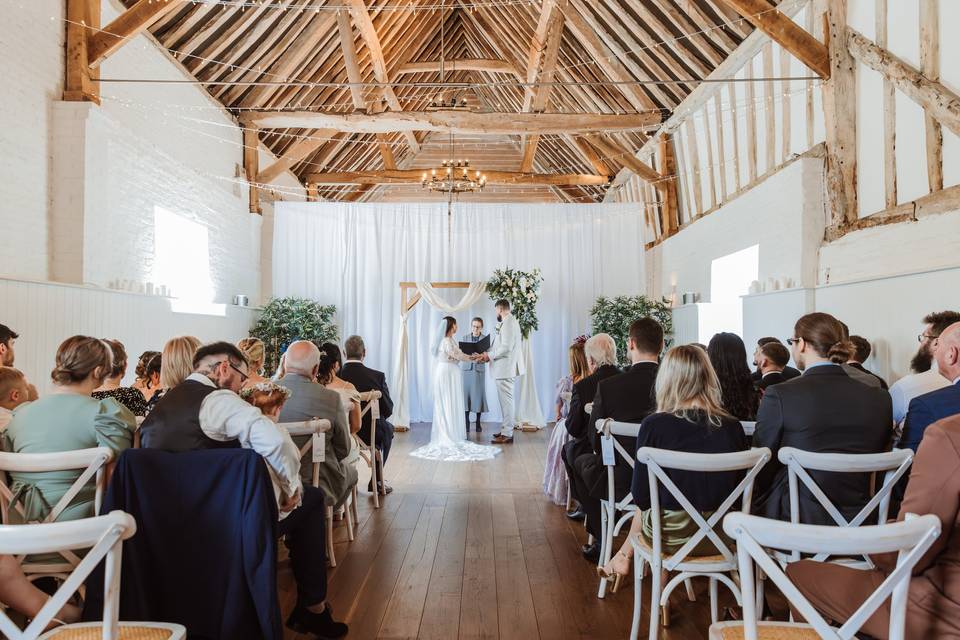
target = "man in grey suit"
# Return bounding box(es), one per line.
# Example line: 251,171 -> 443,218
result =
461,317 -> 489,434
277,341 -> 358,509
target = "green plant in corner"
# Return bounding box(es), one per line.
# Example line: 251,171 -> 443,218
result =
250,297 -> 339,375
590,295 -> 673,366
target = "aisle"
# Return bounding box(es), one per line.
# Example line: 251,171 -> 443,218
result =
279,423 -> 719,639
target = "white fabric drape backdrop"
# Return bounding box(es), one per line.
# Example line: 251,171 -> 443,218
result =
272,201 -> 645,423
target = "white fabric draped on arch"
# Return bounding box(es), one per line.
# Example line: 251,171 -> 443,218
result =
271,201 -> 646,424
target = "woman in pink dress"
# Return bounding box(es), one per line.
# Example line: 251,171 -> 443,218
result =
543,337 -> 589,506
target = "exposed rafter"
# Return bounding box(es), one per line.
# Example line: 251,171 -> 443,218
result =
305,169 -> 611,186
87,0 -> 184,67
396,58 -> 522,78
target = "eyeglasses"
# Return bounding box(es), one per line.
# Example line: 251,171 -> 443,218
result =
918,333 -> 939,343
228,362 -> 249,383
786,337 -> 801,346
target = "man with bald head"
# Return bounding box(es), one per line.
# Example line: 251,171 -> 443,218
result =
276,341 -> 357,510
901,322 -> 960,452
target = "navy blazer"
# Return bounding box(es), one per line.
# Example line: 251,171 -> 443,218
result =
83,448 -> 281,640
901,381 -> 960,452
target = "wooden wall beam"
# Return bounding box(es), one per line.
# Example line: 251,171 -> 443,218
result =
87,0 -> 184,68
64,0 -> 100,103
822,0 -> 858,229
240,110 -> 660,134
244,128 -> 261,214
847,29 -> 960,140
876,0 -> 897,208
919,0 -> 943,192
658,135 -> 680,236
304,170 -> 611,186
717,0 -> 830,78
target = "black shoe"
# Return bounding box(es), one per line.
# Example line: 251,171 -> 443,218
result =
566,508 -> 586,521
581,541 -> 601,563
475,422 -> 482,433
286,604 -> 349,639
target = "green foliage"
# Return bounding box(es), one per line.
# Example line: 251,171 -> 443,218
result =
590,295 -> 673,366
250,297 -> 339,375
485,268 -> 543,339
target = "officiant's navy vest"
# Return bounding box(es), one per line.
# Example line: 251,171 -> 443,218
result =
140,379 -> 241,452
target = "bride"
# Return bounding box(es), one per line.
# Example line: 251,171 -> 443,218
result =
410,316 -> 501,462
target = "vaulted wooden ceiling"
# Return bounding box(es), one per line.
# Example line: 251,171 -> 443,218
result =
133,0 -> 759,202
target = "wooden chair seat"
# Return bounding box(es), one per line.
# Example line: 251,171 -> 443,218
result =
709,621 -> 820,639
42,625 -> 176,640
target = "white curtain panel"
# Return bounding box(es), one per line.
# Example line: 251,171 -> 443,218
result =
272,200 -> 645,423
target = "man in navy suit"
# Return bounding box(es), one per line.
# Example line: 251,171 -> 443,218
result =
901,322 -> 960,452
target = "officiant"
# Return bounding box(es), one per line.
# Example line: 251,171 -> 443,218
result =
461,317 -> 488,434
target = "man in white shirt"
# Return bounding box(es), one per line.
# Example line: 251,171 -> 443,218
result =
140,341 -> 347,638
0,367 -> 30,432
889,311 -> 960,427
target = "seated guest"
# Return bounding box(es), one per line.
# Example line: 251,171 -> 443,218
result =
847,335 -> 888,390
131,350 -> 161,404
237,337 -> 269,388
2,336 -> 135,523
145,335 -> 201,413
754,312 -> 892,524
277,341 -> 358,508
598,344 -> 748,583
577,319 -> 662,561
751,337 -> 800,383
0,367 -> 30,431
755,340 -> 790,392
561,334 -> 620,521
140,341 -> 347,637
92,339 -> 148,416
0,555 -> 81,628
889,310 -> 959,426
543,337 -> 588,506
339,334 -> 395,494
901,321 -> 960,452
0,323 -> 17,367
787,413 -> 960,639
317,343 -> 362,469
837,322 -> 883,389
708,332 -> 759,420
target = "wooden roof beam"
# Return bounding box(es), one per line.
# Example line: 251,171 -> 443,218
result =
717,0 -> 830,78
240,110 -> 660,135
305,170 -> 611,186
396,59 -> 522,78
521,1 -> 565,171
256,131 -> 337,185
583,134 -> 664,185
87,0 -> 185,67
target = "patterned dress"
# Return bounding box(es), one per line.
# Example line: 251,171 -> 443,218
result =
542,375 -> 573,506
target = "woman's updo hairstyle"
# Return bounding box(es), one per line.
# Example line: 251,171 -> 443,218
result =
135,350 -> 160,380
103,339 -> 128,379
316,342 -> 343,384
794,312 -> 855,364
237,337 -> 265,372
51,335 -> 113,386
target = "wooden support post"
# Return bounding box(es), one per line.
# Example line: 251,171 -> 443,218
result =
306,183 -> 318,202
658,135 -> 680,237
64,0 -> 100,103
919,0 -> 942,193
876,0 -> 897,208
822,0 -> 858,230
244,128 -> 261,214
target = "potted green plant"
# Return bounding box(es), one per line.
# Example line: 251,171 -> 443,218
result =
250,297 -> 339,375
590,295 -> 673,366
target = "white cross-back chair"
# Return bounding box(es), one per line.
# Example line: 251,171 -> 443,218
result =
559,392 -> 573,510
780,447 -> 914,566
629,446 -> 772,640
356,390 -> 384,509
0,448 -> 114,577
709,512 -> 940,640
0,511 -> 186,640
279,419 -> 347,567
740,421 -> 756,437
594,419 -> 643,599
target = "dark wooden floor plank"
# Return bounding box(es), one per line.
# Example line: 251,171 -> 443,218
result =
418,494 -> 469,640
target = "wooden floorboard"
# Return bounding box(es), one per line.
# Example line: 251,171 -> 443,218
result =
280,422 -> 723,639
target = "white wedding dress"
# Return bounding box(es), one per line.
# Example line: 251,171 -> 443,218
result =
410,336 -> 501,462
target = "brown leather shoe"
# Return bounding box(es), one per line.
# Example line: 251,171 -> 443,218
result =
490,434 -> 514,444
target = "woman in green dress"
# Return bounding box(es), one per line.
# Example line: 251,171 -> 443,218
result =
3,335 -> 135,524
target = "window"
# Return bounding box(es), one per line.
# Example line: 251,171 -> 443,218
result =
699,244 -> 759,341
154,207 -> 220,314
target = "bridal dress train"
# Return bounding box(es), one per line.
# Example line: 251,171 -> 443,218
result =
410,337 -> 501,462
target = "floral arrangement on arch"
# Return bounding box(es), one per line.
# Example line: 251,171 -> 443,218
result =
485,268 -> 543,339
590,295 -> 673,366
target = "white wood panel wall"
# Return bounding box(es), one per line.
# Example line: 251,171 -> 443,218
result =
0,278 -> 260,395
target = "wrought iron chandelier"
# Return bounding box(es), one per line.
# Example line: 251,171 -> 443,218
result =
420,0 -> 487,195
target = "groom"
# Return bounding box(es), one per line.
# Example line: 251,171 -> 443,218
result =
479,299 -> 525,444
